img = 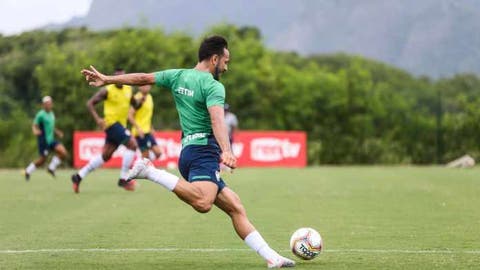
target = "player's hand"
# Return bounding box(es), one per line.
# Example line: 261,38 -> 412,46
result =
137,129 -> 145,139
96,118 -> 106,130
33,129 -> 42,136
220,150 -> 237,171
81,65 -> 108,87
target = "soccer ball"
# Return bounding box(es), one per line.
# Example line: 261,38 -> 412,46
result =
289,227 -> 323,260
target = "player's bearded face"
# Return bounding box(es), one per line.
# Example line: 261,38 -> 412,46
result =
214,63 -> 221,81
213,51 -> 229,81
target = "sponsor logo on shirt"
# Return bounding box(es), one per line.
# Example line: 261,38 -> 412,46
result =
182,133 -> 208,144
175,87 -> 194,97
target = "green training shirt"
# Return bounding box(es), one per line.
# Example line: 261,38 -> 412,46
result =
154,69 -> 225,146
34,109 -> 55,144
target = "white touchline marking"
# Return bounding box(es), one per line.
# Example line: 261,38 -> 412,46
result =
1,248 -> 480,255
0,248 -> 250,254
327,249 -> 480,254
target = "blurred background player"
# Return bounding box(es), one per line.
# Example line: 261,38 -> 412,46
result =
224,103 -> 238,144
71,68 -> 137,193
24,96 -> 68,180
128,84 -> 162,161
221,103 -> 238,172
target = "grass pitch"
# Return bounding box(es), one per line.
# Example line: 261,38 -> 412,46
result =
0,167 -> 479,269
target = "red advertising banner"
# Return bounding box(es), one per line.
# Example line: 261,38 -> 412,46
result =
73,131 -> 306,168
232,131 -> 307,167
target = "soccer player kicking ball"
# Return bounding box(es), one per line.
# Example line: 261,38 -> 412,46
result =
81,36 -> 295,268
24,96 -> 68,180
71,68 -> 138,193
128,84 -> 163,160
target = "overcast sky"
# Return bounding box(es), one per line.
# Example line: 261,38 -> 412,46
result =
0,0 -> 92,35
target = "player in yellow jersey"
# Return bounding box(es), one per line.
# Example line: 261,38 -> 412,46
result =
71,68 -> 138,193
128,85 -> 162,160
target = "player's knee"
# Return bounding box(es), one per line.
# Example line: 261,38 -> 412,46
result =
152,147 -> 162,157
127,139 -> 137,150
192,199 -> 213,214
58,149 -> 68,159
127,144 -> 136,151
102,153 -> 111,161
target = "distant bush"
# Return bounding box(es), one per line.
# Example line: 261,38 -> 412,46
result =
1,25 -> 480,166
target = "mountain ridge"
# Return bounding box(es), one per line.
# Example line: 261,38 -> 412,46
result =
51,0 -> 480,78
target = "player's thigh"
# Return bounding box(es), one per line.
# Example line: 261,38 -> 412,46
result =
215,187 -> 244,215
191,181 -> 218,205
54,143 -> 68,157
102,143 -> 117,160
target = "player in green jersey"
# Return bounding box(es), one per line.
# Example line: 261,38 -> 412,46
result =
24,96 -> 68,180
81,36 -> 295,268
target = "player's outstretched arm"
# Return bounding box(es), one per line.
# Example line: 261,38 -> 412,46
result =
81,66 -> 155,87
208,105 -> 236,169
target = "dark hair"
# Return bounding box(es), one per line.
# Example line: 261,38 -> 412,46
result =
115,67 -> 124,72
198,35 -> 228,62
